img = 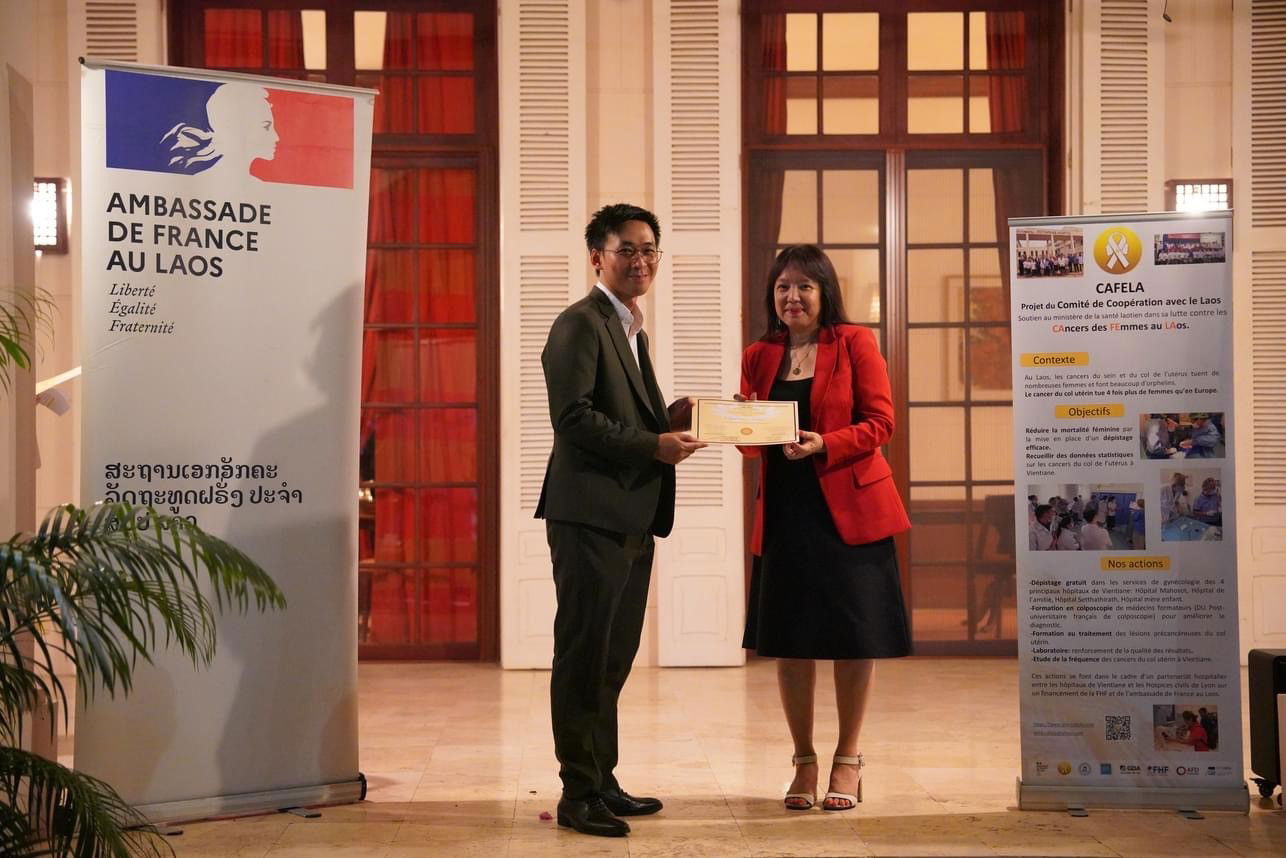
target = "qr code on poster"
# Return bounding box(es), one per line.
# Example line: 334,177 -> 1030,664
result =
1105,715 -> 1132,741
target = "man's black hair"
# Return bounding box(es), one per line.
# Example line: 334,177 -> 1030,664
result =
585,203 -> 662,251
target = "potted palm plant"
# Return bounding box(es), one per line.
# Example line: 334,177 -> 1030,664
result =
1,293 -> 286,857
0,288 -> 47,393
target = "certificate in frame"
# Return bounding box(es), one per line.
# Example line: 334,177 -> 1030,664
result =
692,398 -> 799,445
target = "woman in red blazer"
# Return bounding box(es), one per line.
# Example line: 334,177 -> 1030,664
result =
739,245 -> 911,813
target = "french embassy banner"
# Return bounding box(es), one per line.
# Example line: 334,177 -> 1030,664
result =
77,61 -> 374,820
1009,211 -> 1246,811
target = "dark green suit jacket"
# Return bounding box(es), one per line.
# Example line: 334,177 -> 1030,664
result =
535,286 -> 675,537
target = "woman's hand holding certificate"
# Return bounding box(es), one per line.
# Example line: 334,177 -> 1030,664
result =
692,397 -> 800,445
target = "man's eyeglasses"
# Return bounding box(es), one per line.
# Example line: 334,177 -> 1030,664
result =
602,247 -> 663,264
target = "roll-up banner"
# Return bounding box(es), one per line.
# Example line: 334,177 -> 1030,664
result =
1010,211 -> 1247,812
77,60 -> 374,822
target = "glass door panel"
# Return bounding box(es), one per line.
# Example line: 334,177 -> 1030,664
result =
176,0 -> 496,661
361,158 -> 481,657
905,150 -> 1042,652
743,1 -> 1059,657
747,152 -> 886,343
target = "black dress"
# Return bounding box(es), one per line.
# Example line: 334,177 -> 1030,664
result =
742,376 -> 912,659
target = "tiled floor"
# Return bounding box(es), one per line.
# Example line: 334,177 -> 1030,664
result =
153,658 -> 1282,857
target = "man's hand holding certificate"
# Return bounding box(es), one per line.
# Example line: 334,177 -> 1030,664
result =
691,397 -> 800,445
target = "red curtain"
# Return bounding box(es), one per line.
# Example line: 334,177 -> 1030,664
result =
376,13 -> 415,132
418,79 -> 474,134
363,178 -> 415,578
420,251 -> 475,322
985,12 -> 1026,132
417,13 -> 475,133
362,169 -> 413,435
204,9 -> 261,67
762,14 -> 787,135
756,14 -> 787,334
266,10 -> 304,69
204,9 -> 303,69
359,13 -> 482,648
362,148 -> 478,644
195,7 -> 481,649
422,409 -> 477,481
421,168 -> 475,241
417,13 -> 473,69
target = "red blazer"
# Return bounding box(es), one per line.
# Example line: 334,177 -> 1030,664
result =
740,324 -> 910,555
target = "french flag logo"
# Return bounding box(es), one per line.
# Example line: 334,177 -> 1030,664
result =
105,69 -> 354,189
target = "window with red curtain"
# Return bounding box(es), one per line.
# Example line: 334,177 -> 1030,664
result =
170,1 -> 498,660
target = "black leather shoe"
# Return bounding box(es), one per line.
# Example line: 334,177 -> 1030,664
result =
600,788 -> 663,816
556,797 -> 630,837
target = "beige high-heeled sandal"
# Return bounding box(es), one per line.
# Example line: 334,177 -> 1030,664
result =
822,753 -> 864,811
784,753 -> 818,810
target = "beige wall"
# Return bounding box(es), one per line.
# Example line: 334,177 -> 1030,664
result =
1163,0 -> 1233,182
0,1 -> 79,529
32,0 -> 78,518
587,0 -> 654,216
1,1 -> 39,539
585,0 -> 664,666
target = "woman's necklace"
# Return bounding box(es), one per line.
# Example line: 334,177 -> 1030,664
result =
789,341 -> 817,376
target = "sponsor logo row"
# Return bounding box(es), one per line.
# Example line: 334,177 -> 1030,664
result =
1034,761 -> 1234,778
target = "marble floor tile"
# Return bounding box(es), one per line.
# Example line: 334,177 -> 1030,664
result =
977,834 -> 1118,857
132,659 -> 1285,858
622,820 -> 752,858
737,815 -> 874,857
504,832 -> 631,857
859,835 -> 997,857
262,846 -> 389,858
1091,834 -> 1242,857
168,842 -> 273,858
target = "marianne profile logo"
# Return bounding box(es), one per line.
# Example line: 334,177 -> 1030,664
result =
1093,226 -> 1143,274
105,69 -> 353,189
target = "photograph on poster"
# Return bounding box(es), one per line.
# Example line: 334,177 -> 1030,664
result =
1153,704 -> 1219,751
1138,412 -> 1225,459
1153,232 -> 1226,265
1160,469 -> 1223,542
1015,227 -> 1084,279
1026,484 -> 1144,551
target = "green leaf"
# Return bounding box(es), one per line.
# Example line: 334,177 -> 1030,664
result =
0,747 -> 171,858
1,502 -> 284,855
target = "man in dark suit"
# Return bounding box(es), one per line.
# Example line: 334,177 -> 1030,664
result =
536,203 -> 704,837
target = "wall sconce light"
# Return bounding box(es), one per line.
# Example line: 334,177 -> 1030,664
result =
32,178 -> 69,254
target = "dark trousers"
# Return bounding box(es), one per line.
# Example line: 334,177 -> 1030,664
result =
546,520 -> 654,801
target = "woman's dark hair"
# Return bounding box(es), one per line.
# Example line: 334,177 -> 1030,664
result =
760,244 -> 851,340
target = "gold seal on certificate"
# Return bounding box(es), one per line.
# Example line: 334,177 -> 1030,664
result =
692,398 -> 799,445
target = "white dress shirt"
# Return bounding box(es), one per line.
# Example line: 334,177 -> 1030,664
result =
595,282 -> 642,367
1079,522 -> 1111,551
1028,520 -> 1053,551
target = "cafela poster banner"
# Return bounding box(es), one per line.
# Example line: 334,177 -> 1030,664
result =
78,61 -> 373,819
1009,211 -> 1246,810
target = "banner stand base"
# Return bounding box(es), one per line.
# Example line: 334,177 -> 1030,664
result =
135,774 -> 366,825
1017,778 -> 1249,813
